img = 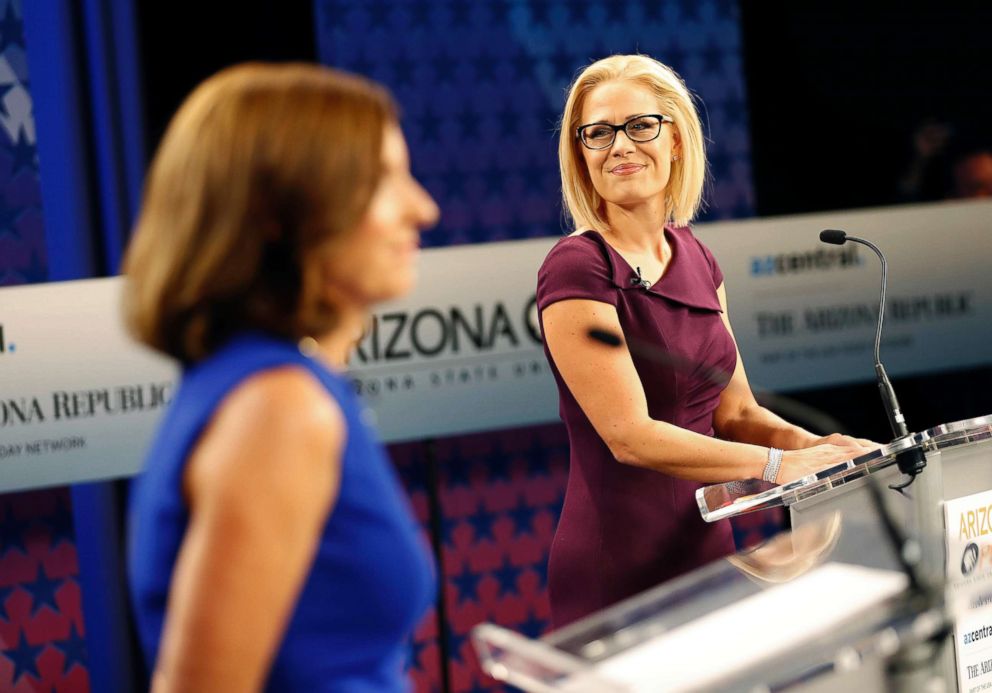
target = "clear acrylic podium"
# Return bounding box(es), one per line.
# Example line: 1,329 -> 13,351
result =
472,415 -> 992,692
472,511 -> 949,692
695,415 -> 992,532
695,414 -> 992,692
696,414 -> 992,602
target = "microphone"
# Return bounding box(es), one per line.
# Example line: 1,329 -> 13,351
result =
588,328 -> 850,437
630,266 -> 650,289
819,229 -> 926,483
818,229 -> 848,246
819,229 -> 906,437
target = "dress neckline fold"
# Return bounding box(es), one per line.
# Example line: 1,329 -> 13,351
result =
577,228 -> 723,312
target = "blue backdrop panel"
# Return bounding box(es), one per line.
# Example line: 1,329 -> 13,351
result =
17,0 -> 146,691
0,0 -> 45,286
315,0 -> 755,248
0,2 -> 95,691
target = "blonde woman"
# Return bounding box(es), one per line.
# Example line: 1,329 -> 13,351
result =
537,55 -> 870,627
125,64 -> 439,691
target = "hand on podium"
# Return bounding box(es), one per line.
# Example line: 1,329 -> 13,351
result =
777,439 -> 877,485
808,432 -> 880,449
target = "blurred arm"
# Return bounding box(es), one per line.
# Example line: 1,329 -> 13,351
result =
151,366 -> 344,693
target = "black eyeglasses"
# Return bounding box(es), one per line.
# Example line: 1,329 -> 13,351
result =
575,114 -> 674,150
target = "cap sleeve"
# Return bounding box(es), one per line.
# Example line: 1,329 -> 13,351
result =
536,235 -> 618,311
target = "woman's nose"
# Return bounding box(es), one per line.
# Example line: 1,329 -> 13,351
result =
610,129 -> 636,155
413,181 -> 440,229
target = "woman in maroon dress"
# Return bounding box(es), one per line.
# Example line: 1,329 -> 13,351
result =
537,54 -> 872,628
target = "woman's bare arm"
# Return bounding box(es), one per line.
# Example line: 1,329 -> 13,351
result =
711,283 -> 875,457
151,366 -> 344,693
712,283 -> 820,449
541,297 -> 868,484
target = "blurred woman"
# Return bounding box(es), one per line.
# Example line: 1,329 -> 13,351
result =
538,54 -> 871,627
124,63 -> 439,691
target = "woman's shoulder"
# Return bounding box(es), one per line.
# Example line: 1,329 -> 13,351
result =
666,223 -> 703,246
205,364 -> 344,453
540,230 -> 611,271
537,231 -> 618,309
186,364 -> 346,494
179,334 -> 356,432
667,223 -> 723,286
666,222 -> 709,255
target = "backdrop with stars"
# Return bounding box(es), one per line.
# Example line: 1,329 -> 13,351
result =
316,1 -> 758,691
316,0 -> 754,247
0,0 -> 43,287
0,0 -> 89,691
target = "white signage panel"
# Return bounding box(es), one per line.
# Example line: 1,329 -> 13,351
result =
0,278 -> 177,492
702,200 -> 992,392
349,237 -> 558,442
0,200 -> 990,492
945,489 -> 992,691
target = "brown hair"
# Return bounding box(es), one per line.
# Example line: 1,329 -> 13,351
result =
123,62 -> 396,364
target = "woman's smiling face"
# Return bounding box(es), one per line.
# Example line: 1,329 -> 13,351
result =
578,80 -> 681,213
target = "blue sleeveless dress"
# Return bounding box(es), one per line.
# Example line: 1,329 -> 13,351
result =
127,333 -> 435,691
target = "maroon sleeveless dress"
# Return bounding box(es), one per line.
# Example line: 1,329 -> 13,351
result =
537,226 -> 738,628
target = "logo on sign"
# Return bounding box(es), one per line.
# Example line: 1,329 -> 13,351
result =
964,542 -> 981,576
750,246 -> 862,277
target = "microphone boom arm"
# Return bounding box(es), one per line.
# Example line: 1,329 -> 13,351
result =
844,234 -> 909,440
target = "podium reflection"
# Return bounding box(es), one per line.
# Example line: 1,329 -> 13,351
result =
728,512 -> 843,585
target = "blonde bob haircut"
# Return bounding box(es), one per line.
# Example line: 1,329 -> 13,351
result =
123,63 -> 396,364
559,54 -> 707,230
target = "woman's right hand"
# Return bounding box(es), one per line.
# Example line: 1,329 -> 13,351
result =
777,442 -> 875,485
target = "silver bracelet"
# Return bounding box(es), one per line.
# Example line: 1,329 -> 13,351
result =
762,447 -> 784,484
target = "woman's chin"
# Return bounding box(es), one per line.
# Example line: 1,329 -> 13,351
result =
376,272 -> 417,304
603,188 -> 663,208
